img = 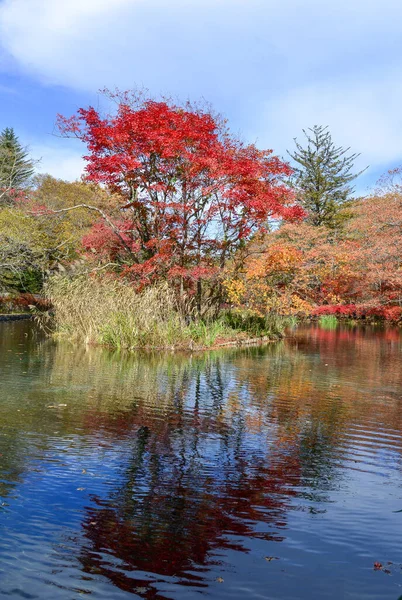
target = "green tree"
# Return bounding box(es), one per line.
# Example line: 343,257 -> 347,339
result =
0,175 -> 118,293
0,127 -> 35,204
288,125 -> 365,228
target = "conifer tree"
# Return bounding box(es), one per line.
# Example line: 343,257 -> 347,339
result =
0,127 -> 35,203
288,125 -> 365,228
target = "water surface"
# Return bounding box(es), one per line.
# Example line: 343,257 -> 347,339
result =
0,321 -> 401,599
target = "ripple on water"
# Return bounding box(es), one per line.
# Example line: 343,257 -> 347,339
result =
0,321 -> 401,599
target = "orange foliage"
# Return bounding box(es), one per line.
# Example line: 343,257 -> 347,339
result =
226,189 -> 402,319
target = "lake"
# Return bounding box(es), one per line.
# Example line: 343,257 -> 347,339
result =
0,320 -> 401,599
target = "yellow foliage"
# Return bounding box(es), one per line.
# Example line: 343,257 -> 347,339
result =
223,278 -> 246,305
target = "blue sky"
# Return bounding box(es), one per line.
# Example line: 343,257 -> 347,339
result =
0,0 -> 401,193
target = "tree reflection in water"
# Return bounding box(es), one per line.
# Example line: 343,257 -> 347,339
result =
78,361 -> 301,597
0,322 -> 401,598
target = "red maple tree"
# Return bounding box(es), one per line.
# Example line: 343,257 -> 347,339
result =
57,90 -> 302,310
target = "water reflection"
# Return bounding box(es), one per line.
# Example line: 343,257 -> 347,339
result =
0,321 -> 401,599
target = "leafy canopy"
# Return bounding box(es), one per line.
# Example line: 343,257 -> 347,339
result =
226,189 -> 402,318
57,90 -> 303,290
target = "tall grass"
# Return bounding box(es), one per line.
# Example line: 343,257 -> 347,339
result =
45,275 -> 185,349
44,275 -> 285,350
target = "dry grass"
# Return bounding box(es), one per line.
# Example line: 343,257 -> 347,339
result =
44,275 -> 285,350
45,275 -> 186,349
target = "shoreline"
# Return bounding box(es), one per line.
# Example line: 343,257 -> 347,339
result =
133,334 -> 278,353
50,332 -> 281,354
0,313 -> 33,322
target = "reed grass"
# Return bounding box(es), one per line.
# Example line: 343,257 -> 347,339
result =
45,275 -> 286,350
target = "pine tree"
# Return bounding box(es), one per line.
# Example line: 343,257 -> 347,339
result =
288,125 -> 366,228
0,127 -> 35,203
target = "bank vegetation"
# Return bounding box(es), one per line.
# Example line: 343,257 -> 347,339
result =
0,93 -> 401,349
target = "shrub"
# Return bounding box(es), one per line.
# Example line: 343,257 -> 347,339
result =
318,315 -> 338,329
0,293 -> 51,313
312,304 -> 402,322
221,309 -> 285,338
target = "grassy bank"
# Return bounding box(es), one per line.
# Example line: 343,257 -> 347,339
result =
44,276 -> 286,350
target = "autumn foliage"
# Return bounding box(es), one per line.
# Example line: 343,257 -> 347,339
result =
57,90 -> 301,311
226,190 -> 402,321
2,89 -> 401,330
54,95 -> 402,325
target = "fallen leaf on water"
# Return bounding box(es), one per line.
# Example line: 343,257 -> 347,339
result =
264,556 -> 279,562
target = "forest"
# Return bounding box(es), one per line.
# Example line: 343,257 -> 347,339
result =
1,90 -> 401,348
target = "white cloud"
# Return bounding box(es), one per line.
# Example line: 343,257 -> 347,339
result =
31,143 -> 85,181
1,0 -> 402,176
254,72 -> 402,169
2,0 -> 402,92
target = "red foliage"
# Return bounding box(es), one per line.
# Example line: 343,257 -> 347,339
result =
58,90 -> 302,288
313,304 -> 402,322
82,219 -> 140,260
0,294 -> 51,312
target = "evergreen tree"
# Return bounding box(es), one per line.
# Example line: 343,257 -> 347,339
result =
288,125 -> 365,228
0,127 -> 35,203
